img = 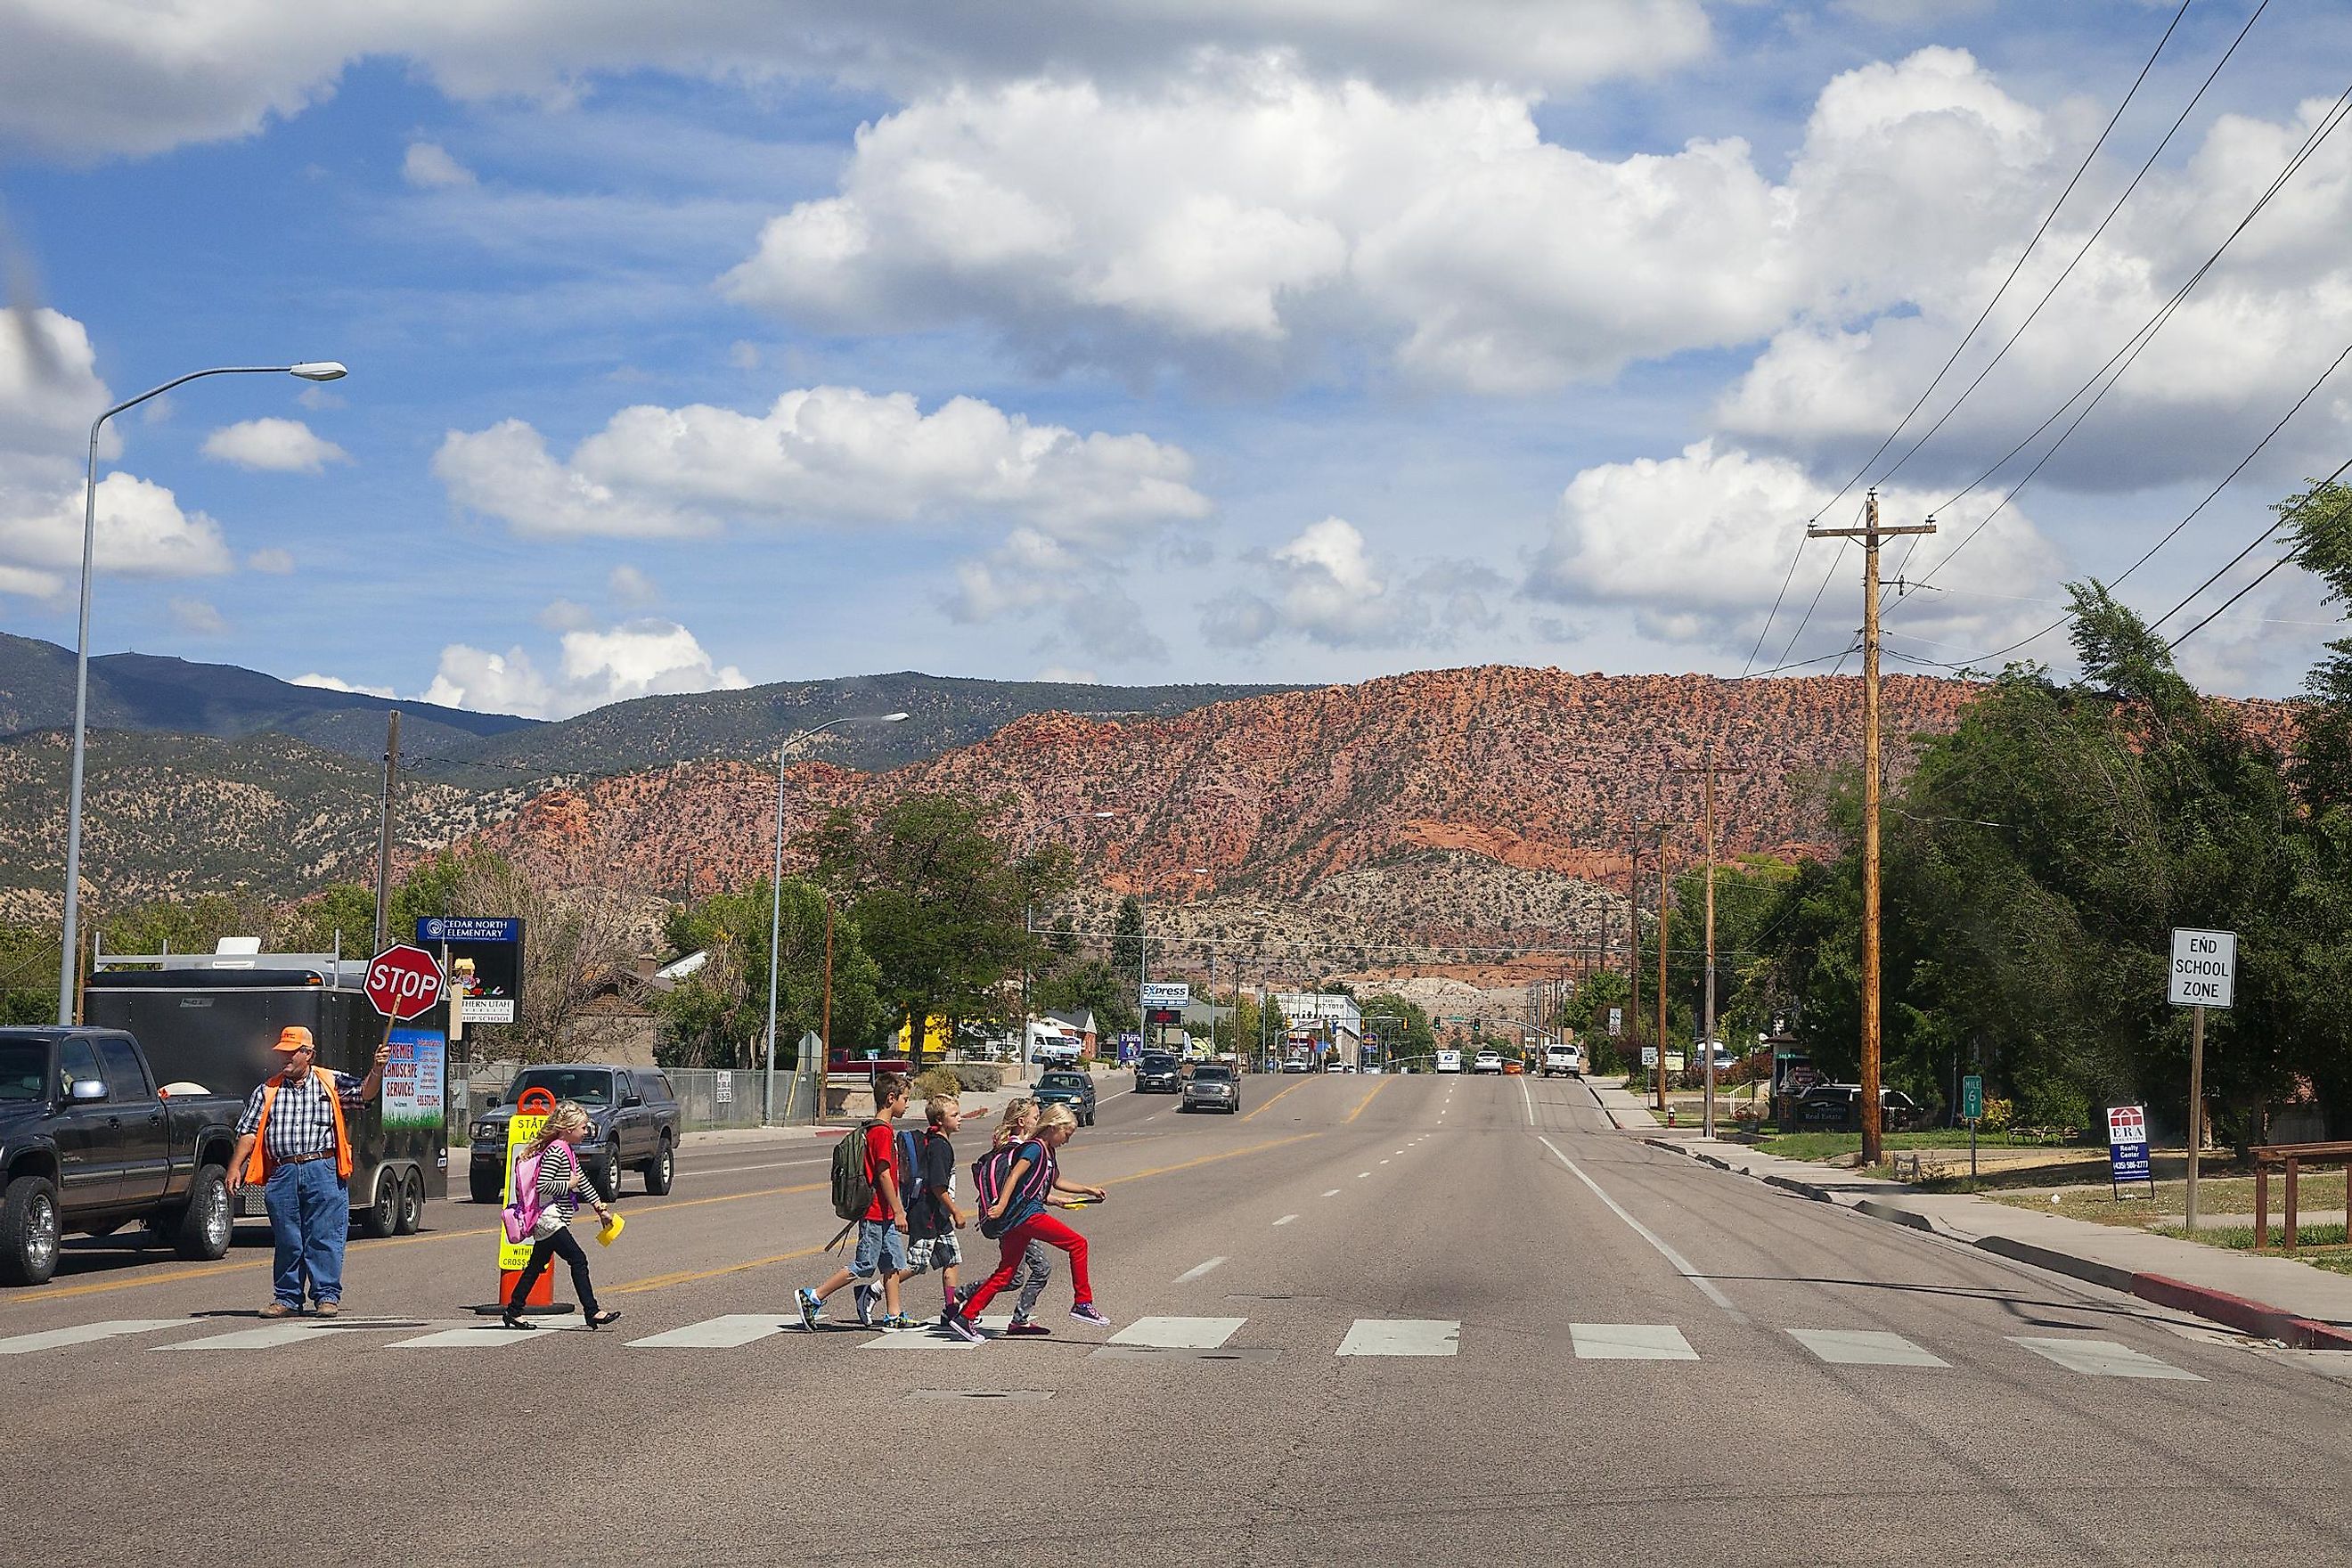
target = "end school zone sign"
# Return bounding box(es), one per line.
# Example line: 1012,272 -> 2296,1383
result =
2168,928 -> 2235,1009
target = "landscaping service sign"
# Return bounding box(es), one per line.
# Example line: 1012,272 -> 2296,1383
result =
417,916 -> 524,1024
2107,1104 -> 2152,1188
382,1027 -> 446,1132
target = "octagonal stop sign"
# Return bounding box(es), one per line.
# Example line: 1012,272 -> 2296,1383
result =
365,943 -> 445,1021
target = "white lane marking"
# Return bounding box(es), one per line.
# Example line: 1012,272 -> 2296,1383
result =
1273,1213 -> 1299,1227
1379,1159 -> 1390,1165
158,1323 -> 344,1351
0,1319 -> 182,1354
1338,1319 -> 1458,1357
627,1314 -> 793,1349
1110,1316 -> 1245,1349
2012,1336 -> 2202,1381
392,1324 -> 586,1347
1538,1134 -> 1745,1322
1572,1323 -> 1697,1360
1321,1189 -> 1341,1197
1173,1256 -> 1228,1284
1791,1328 -> 1948,1368
1356,1172 -> 1371,1180
1519,1075 -> 1535,1124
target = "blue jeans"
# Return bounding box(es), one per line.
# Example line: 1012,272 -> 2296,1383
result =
264,1158 -> 348,1308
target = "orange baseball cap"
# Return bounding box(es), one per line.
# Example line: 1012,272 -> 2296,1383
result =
273,1025 -> 315,1052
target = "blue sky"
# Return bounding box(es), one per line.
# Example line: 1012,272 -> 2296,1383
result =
2,1 -> 2348,715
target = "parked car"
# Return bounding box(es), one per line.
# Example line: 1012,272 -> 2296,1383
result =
0,1027 -> 246,1286
1790,1083 -> 1926,1132
1542,1042 -> 1584,1078
1473,1051 -> 1504,1074
1180,1063 -> 1240,1115
1135,1053 -> 1183,1093
1032,1069 -> 1098,1127
470,1065 -> 681,1204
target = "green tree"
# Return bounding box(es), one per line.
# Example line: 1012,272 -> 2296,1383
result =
1357,994 -> 1434,1060
1111,894 -> 1145,981
656,878 -> 886,1069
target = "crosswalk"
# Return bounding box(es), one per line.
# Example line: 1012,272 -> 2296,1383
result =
0,1312 -> 2226,1383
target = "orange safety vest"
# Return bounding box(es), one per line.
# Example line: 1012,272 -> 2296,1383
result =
242,1066 -> 353,1184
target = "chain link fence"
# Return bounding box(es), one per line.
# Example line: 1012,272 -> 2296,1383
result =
459,1063 -> 777,1132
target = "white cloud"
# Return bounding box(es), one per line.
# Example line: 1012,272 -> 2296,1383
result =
201,417 -> 350,474
169,597 -> 228,636
537,598 -> 597,632
0,307 -> 110,458
607,563 -> 657,605
1207,517 -> 1502,649
402,140 -> 476,188
944,527 -> 1164,663
0,2 -> 1708,159
421,618 -> 748,720
1527,438 -> 2062,658
1035,665 -> 1098,684
0,473 -> 234,596
291,672 -> 397,698
436,386 -> 1209,543
726,340 -> 762,371
247,547 -> 296,574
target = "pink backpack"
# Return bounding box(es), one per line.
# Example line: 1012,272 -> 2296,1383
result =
500,1147 -> 548,1245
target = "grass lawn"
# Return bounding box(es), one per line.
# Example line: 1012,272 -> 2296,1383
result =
1990,1169 -> 2348,1229
1759,1130 -> 2074,1162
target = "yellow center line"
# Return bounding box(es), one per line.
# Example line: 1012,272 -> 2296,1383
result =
1102,1131 -> 1319,1186
1240,1074 -> 1314,1123
1345,1078 -> 1389,1123
612,1243 -> 831,1296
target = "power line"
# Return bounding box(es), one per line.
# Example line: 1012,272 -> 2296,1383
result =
1740,534 -> 1809,679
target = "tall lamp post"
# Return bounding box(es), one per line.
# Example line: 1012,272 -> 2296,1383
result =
57,360 -> 347,1025
764,711 -> 909,1123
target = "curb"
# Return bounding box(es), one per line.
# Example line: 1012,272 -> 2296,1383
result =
1631,1123 -> 2352,1350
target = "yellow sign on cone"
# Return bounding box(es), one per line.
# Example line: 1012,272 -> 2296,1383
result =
501,1087 -> 558,1306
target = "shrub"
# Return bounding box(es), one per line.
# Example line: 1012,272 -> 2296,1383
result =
1980,1097 -> 2014,1133
911,1066 -> 964,1102
947,1063 -> 1004,1093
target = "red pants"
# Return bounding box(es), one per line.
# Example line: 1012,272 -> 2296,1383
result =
962,1213 -> 1090,1314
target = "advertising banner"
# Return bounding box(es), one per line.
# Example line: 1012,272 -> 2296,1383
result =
417,916 -> 525,1024
1139,981 -> 1191,1008
382,1027 -> 446,1133
2107,1104 -> 2152,1187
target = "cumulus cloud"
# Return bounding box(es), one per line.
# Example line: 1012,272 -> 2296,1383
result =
0,1 -> 1707,159
421,618 -> 748,719
1206,517 -> 1503,649
1526,438 -> 2062,659
945,527 -> 1165,663
169,597 -> 228,636
401,140 -> 476,188
201,417 -> 350,473
0,474 -> 235,597
0,307 -> 110,458
291,672 -> 397,699
436,386 -> 1209,544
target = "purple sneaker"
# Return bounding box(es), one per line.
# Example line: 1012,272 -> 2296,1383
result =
1069,1303 -> 1109,1327
943,1311 -> 985,1343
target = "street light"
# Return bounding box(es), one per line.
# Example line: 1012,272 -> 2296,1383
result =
764,711 -> 907,1123
56,360 -> 348,1025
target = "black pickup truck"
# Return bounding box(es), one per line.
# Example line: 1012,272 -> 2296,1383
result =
0,1027 -> 245,1286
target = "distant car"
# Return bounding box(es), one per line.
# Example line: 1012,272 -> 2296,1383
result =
1180,1063 -> 1240,1115
1326,1059 -> 1354,1074
1134,1053 -> 1182,1094
1281,1058 -> 1311,1074
1361,1064 -> 1384,1075
470,1064 -> 681,1204
1791,1083 -> 1924,1132
1434,1049 -> 1463,1074
1033,1069 -> 1098,1127
1543,1042 -> 1584,1078
1473,1051 -> 1503,1075
1502,1058 -> 1524,1075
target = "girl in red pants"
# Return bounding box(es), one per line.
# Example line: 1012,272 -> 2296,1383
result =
947,1103 -> 1107,1339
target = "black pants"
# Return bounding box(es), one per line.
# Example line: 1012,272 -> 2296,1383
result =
509,1227 -> 600,1315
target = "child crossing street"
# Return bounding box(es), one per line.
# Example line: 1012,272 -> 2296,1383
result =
946,1103 -> 1107,1341
991,1099 -> 1057,1336
898,1094 -> 969,1325
796,1073 -> 915,1331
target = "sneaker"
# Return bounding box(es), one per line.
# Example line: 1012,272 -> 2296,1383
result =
795,1287 -> 822,1332
879,1314 -> 923,1332
1006,1321 -> 1053,1337
853,1282 -> 877,1327
1069,1303 -> 1109,1327
942,1311 -> 985,1343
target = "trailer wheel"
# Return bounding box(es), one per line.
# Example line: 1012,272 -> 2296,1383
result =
174,1164 -> 233,1261
642,1139 -> 674,1196
0,1174 -> 61,1286
357,1169 -> 401,1238
394,1169 -> 423,1235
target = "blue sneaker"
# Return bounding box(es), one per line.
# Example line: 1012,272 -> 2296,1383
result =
1069,1303 -> 1109,1327
853,1282 -> 877,1327
795,1288 -> 821,1332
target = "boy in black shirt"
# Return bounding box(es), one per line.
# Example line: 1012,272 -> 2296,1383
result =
900,1095 -> 970,1327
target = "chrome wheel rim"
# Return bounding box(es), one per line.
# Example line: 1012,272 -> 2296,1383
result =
202,1182 -> 230,1250
27,1193 -> 57,1272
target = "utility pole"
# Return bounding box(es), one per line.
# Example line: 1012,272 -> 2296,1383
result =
1627,815 -> 1643,1080
1671,745 -> 1747,1139
1810,493 -> 1935,1166
1655,824 -> 1672,1115
372,709 -> 401,953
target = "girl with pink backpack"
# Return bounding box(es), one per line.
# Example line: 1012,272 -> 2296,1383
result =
501,1100 -> 623,1330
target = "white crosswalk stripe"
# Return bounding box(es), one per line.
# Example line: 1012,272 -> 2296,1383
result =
1110,1316 -> 1245,1350
627,1314 -> 794,1349
1571,1323 -> 1697,1360
390,1324 -> 590,1347
2012,1336 -> 2202,1381
858,1316 -> 1013,1350
1790,1328 -> 1948,1368
0,1319 -> 182,1355
156,1323 -> 344,1351
1337,1319 -> 1458,1356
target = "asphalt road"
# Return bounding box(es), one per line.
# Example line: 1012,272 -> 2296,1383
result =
5,1071 -> 2349,1567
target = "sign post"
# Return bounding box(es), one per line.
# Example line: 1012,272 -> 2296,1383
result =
2168,928 -> 2236,1231
1961,1073 -> 1983,1183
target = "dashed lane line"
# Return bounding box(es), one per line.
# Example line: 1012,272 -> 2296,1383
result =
1173,1257 -> 1228,1284
1273,1214 -> 1299,1227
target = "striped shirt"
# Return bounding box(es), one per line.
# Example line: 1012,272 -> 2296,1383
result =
236,1069 -> 364,1162
531,1142 -> 591,1238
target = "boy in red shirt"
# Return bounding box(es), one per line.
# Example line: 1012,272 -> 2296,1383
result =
796,1073 -> 915,1330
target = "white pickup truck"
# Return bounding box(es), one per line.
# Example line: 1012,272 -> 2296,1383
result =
1542,1041 -> 1584,1078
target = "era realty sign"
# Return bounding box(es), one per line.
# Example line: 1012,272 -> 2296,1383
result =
2168,928 -> 2235,1009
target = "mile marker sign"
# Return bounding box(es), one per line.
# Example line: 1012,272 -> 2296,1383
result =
2168,928 -> 2235,1009
365,943 -> 445,1021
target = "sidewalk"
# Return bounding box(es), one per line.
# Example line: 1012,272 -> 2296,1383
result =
680,1082 -> 1035,1147
1621,1117 -> 2352,1351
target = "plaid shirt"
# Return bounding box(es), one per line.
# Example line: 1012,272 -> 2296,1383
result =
237,1068 -> 364,1163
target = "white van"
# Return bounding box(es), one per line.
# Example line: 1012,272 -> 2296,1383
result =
1542,1042 -> 1584,1078
1434,1049 -> 1463,1074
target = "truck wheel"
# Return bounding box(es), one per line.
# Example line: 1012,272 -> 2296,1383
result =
469,1172 -> 502,1205
596,1140 -> 625,1203
174,1164 -> 233,1261
394,1169 -> 423,1235
358,1171 -> 401,1238
642,1139 -> 675,1196
0,1174 -> 61,1286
